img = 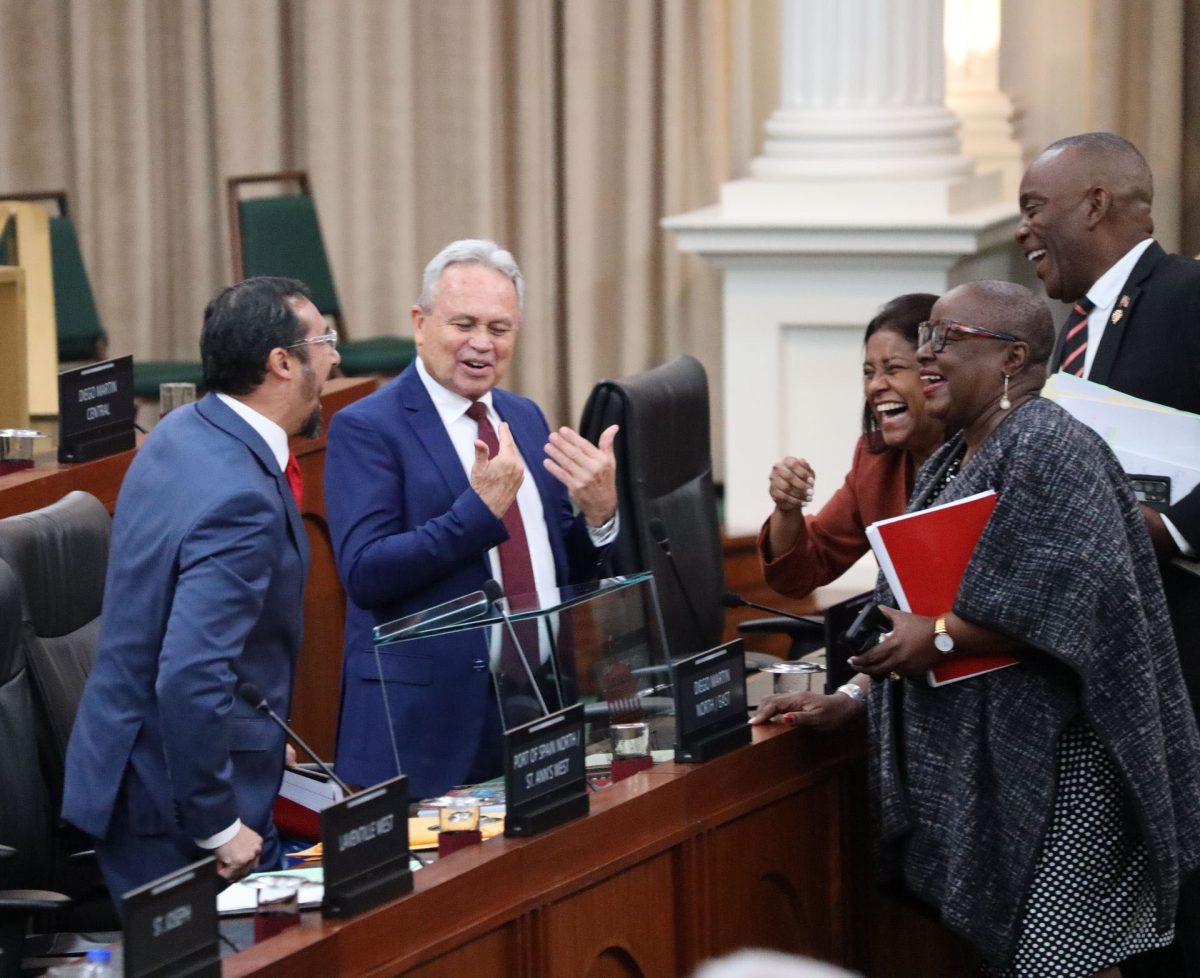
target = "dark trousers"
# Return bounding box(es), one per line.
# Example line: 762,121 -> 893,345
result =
1125,566 -> 1200,977
93,768 -> 281,919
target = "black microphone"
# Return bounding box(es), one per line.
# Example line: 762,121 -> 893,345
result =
721,591 -> 822,625
483,579 -> 550,715
238,682 -> 352,796
647,517 -> 706,649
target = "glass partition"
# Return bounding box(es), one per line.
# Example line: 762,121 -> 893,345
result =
373,573 -> 675,758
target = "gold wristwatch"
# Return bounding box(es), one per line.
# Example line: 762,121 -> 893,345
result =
933,615 -> 956,655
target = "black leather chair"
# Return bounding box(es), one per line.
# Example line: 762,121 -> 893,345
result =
0,491 -> 111,811
580,356 -> 824,667
0,559 -> 70,978
580,356 -> 724,661
0,492 -> 117,936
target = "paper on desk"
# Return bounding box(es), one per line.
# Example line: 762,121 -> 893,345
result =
217,866 -> 324,915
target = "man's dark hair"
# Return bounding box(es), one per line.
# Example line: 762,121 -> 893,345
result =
1042,131 -> 1154,209
201,277 -> 313,395
862,292 -> 939,448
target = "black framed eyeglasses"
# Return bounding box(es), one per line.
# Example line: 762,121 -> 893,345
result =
286,328 -> 338,351
917,320 -> 1019,353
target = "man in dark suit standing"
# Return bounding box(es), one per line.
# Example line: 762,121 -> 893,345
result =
63,277 -> 340,908
324,239 -> 618,798
1016,131 -> 1200,977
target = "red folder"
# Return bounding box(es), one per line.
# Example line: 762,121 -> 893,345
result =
272,766 -> 344,841
866,489 -> 1018,686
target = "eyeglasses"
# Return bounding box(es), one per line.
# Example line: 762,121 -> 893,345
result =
917,320 -> 1019,353
286,329 -> 338,351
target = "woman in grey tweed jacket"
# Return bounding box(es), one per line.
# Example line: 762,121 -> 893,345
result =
847,280 -> 1200,977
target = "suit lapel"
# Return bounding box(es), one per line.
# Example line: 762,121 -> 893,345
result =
1088,242 -> 1163,386
195,394 -> 308,564
398,368 -> 471,498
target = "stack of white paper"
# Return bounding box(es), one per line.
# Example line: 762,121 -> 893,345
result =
1044,374 -> 1200,505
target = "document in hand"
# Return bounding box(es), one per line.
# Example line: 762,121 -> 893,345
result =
866,489 -> 1018,687
1043,373 -> 1200,505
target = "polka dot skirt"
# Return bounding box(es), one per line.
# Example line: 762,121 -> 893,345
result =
985,721 -> 1171,977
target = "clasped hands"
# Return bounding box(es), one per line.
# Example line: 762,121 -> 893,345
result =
471,421 -> 619,528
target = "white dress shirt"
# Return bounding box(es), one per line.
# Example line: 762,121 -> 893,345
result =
414,358 -> 617,663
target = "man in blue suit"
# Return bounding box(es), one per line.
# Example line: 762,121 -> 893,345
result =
325,239 -> 619,797
62,277 -> 340,907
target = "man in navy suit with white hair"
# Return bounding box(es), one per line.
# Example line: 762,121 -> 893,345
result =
325,239 -> 619,798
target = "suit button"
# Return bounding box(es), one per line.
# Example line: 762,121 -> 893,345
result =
472,659 -> 486,672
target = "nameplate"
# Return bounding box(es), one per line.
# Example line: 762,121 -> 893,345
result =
505,703 -> 588,836
321,774 -> 412,918
673,640 -> 750,763
58,355 -> 136,463
122,856 -> 220,978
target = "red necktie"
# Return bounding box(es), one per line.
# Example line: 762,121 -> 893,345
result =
1058,297 -> 1095,377
466,401 -> 539,684
285,452 -> 304,509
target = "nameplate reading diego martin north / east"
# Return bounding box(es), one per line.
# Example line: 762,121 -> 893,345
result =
673,639 -> 750,763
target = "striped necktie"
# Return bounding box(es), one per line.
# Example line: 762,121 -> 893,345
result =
1058,296 -> 1095,377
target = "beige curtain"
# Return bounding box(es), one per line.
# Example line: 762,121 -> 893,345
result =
0,0 -> 728,428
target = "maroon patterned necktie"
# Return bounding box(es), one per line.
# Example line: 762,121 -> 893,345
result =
1058,296 -> 1095,376
466,401 -> 539,684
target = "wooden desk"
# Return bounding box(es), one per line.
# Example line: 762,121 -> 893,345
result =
2,384 -> 976,975
0,376 -> 377,756
221,723 -> 975,977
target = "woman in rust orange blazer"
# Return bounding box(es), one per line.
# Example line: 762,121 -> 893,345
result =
753,293 -> 942,729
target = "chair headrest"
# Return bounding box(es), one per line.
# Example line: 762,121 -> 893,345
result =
0,491 -> 111,637
595,355 -> 712,495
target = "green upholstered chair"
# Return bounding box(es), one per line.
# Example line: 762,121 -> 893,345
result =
227,172 -> 415,377
0,191 -> 203,399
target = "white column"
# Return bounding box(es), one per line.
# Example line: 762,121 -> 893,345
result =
753,0 -> 971,181
664,0 -> 1022,559
944,0 -> 1024,199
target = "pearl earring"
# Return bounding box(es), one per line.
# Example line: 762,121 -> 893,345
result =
1000,373 -> 1011,410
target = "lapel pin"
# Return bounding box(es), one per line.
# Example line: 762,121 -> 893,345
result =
1119,294 -> 1131,308
1110,309 -> 1123,325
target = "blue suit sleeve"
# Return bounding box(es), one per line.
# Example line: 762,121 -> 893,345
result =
325,408 -> 508,610
156,488 -> 282,840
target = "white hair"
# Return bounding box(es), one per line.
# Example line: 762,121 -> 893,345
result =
416,238 -> 524,315
692,950 -> 860,978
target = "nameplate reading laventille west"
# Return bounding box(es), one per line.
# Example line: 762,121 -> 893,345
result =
321,773 -> 412,917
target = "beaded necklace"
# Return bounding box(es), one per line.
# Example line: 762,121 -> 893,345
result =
931,449 -> 964,498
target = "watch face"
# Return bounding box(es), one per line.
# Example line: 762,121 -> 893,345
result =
934,633 -> 955,654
